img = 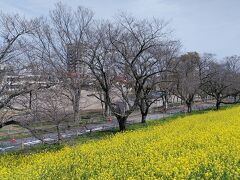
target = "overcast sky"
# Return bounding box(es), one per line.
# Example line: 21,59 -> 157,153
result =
1,0 -> 240,59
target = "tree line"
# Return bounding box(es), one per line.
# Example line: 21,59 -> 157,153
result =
0,3 -> 240,141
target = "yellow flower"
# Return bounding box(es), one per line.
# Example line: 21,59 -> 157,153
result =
0,106 -> 240,179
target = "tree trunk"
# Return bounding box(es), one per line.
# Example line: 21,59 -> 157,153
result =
104,103 -> 110,117
117,116 -> 127,131
141,114 -> 147,123
181,99 -> 183,105
103,91 -> 111,118
56,125 -> 62,143
29,90 -> 32,109
216,99 -> 221,110
140,107 -> 149,123
162,95 -> 168,112
234,96 -> 237,103
73,88 -> 81,123
186,102 -> 192,113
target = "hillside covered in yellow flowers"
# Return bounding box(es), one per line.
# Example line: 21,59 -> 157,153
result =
1,106 -> 240,179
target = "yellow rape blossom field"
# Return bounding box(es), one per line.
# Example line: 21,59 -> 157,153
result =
1,106 -> 240,179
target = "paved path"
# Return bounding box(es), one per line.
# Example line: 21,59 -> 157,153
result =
0,102 -> 215,153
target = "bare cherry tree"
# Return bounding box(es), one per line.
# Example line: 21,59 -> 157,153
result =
171,52 -> 201,113
86,15 -> 174,131
0,13 -> 45,129
85,22 -> 116,122
200,59 -> 234,110
31,3 -> 93,123
137,41 -> 180,123
224,55 -> 240,102
29,88 -> 72,143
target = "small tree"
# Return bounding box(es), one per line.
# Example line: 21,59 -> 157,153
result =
224,55 -> 240,102
31,3 -> 93,123
171,52 -> 200,113
200,60 -> 233,110
30,88 -> 72,143
137,42 -> 180,123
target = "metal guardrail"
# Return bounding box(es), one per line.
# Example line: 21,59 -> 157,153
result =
0,123 -> 118,153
